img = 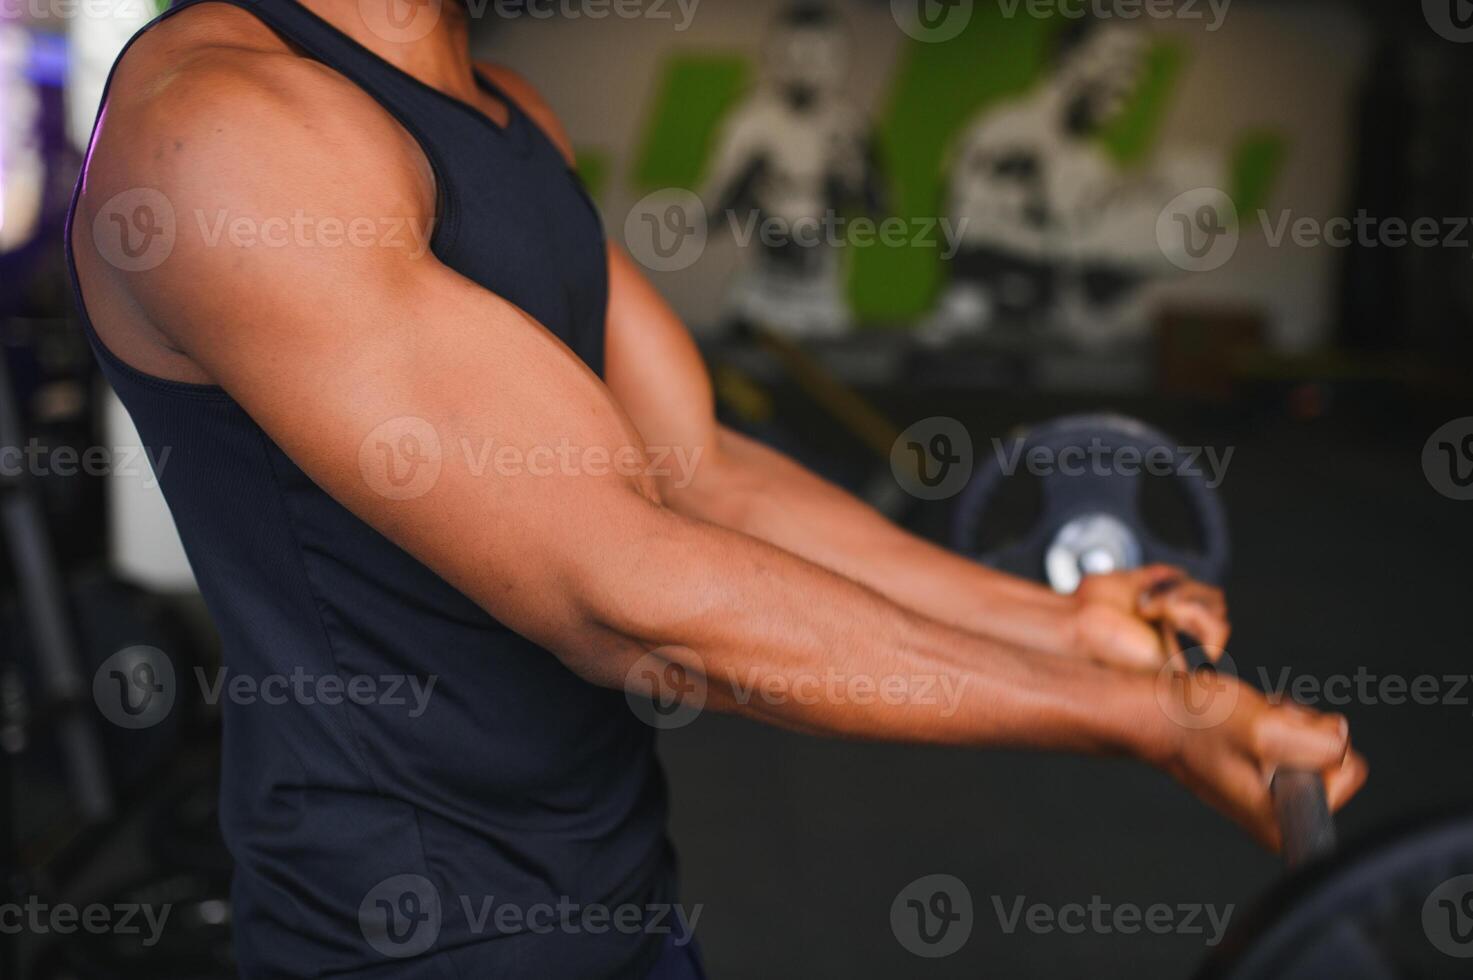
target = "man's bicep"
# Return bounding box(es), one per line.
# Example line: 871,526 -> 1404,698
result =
603,245 -> 719,496
124,166 -> 657,657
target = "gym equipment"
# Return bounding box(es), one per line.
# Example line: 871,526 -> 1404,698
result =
951,414 -> 1230,593
1173,628 -> 1336,870
1199,808 -> 1473,979
0,343 -> 115,977
1164,623 -> 1473,978
0,352 -> 114,821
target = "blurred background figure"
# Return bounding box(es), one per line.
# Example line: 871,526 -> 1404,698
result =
702,1 -> 885,339
922,19 -> 1220,349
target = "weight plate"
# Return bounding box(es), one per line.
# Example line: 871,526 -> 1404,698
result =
1198,810 -> 1473,980
951,414 -> 1230,592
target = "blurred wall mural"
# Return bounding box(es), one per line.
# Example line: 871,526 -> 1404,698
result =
920,20 -> 1222,349
477,0 -> 1370,353
701,3 -> 886,339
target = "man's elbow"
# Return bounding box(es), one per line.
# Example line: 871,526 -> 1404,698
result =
557,500 -> 729,664
655,431 -> 762,532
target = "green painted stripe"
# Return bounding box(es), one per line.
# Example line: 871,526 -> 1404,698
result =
1230,130 -> 1289,216
573,147 -> 611,203
851,9 -> 1052,322
630,55 -> 752,191
1096,41 -> 1185,166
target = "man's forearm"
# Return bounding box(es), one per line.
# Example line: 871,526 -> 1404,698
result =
670,427 -> 1084,658
565,497 -> 1170,760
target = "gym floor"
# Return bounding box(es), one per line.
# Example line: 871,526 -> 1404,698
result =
658,386 -> 1473,978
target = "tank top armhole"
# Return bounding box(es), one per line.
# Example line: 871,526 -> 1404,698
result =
64,0 -> 458,400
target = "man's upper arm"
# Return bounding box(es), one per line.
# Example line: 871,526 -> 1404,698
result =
80,57 -> 661,661
475,66 -> 725,506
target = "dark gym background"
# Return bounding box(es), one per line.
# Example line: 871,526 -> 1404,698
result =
2,0 -> 1472,977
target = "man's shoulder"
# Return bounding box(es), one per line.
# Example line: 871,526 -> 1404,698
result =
95,6 -> 411,179
79,7 -> 430,239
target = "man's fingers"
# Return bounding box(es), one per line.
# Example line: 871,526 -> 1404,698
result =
1138,601 -> 1228,661
1212,755 -> 1281,851
1175,582 -> 1227,620
1324,747 -> 1369,813
1254,707 -> 1350,773
1167,595 -> 1231,654
1136,572 -> 1225,616
1135,565 -> 1186,599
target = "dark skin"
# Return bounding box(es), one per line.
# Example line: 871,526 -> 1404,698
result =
72,0 -> 1364,850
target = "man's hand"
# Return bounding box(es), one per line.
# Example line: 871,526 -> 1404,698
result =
1071,565 -> 1230,671
1154,669 -> 1368,851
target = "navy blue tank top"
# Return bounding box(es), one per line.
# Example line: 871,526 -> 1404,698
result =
65,2 -> 674,976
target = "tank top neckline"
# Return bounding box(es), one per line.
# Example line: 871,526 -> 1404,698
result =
227,0 -> 534,154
